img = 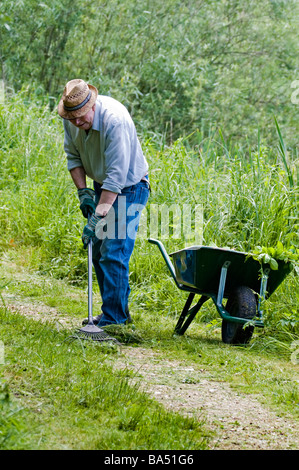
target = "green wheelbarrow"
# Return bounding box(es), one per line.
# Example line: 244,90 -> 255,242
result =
148,238 -> 293,344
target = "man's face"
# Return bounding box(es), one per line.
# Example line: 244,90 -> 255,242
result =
69,104 -> 96,130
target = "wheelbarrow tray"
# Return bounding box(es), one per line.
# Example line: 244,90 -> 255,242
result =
170,245 -> 291,299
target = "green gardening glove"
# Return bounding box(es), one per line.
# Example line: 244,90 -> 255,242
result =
77,188 -> 96,218
82,213 -> 104,248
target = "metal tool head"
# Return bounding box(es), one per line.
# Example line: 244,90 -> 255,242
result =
75,323 -> 122,345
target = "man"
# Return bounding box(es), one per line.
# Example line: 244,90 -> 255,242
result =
58,79 -> 150,327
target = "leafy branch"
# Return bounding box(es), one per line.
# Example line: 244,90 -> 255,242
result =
248,241 -> 299,275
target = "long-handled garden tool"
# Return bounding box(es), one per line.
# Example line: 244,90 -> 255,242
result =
72,239 -> 121,346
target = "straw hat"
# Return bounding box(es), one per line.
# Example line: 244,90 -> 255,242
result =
58,79 -> 98,119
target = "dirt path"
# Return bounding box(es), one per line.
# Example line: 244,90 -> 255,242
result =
115,347 -> 299,450
2,293 -> 299,450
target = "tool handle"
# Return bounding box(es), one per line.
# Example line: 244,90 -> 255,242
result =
87,214 -> 94,325
87,240 -> 93,324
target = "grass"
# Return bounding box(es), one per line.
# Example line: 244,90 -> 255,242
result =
0,257 -> 298,450
0,301 -> 210,450
1,247 -> 299,449
0,93 -> 298,449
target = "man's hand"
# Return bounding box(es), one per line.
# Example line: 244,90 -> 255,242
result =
77,188 -> 96,218
82,213 -> 104,248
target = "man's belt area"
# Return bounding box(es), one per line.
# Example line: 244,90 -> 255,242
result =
140,174 -> 151,191
95,174 -> 150,191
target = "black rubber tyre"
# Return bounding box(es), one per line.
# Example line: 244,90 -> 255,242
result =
221,286 -> 256,345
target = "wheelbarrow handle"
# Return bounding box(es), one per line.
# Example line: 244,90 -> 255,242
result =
148,238 -> 181,288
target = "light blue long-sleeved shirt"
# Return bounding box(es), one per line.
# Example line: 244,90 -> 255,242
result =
63,95 -> 148,193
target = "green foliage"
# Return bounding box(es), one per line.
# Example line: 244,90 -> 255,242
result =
0,379 -> 30,449
249,241 -> 299,274
1,0 -> 298,145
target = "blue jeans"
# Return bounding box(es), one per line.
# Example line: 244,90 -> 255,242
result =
92,178 -> 150,326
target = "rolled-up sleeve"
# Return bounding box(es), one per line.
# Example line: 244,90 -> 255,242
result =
101,121 -> 131,193
63,120 -> 83,171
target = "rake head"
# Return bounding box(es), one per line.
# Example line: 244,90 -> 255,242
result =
71,324 -> 121,346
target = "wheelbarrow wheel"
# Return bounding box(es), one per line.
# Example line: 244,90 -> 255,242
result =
221,286 -> 256,345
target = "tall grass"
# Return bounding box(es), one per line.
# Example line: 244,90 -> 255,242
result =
0,92 -> 298,332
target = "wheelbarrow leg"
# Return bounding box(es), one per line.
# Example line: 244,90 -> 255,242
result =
175,294 -> 209,335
